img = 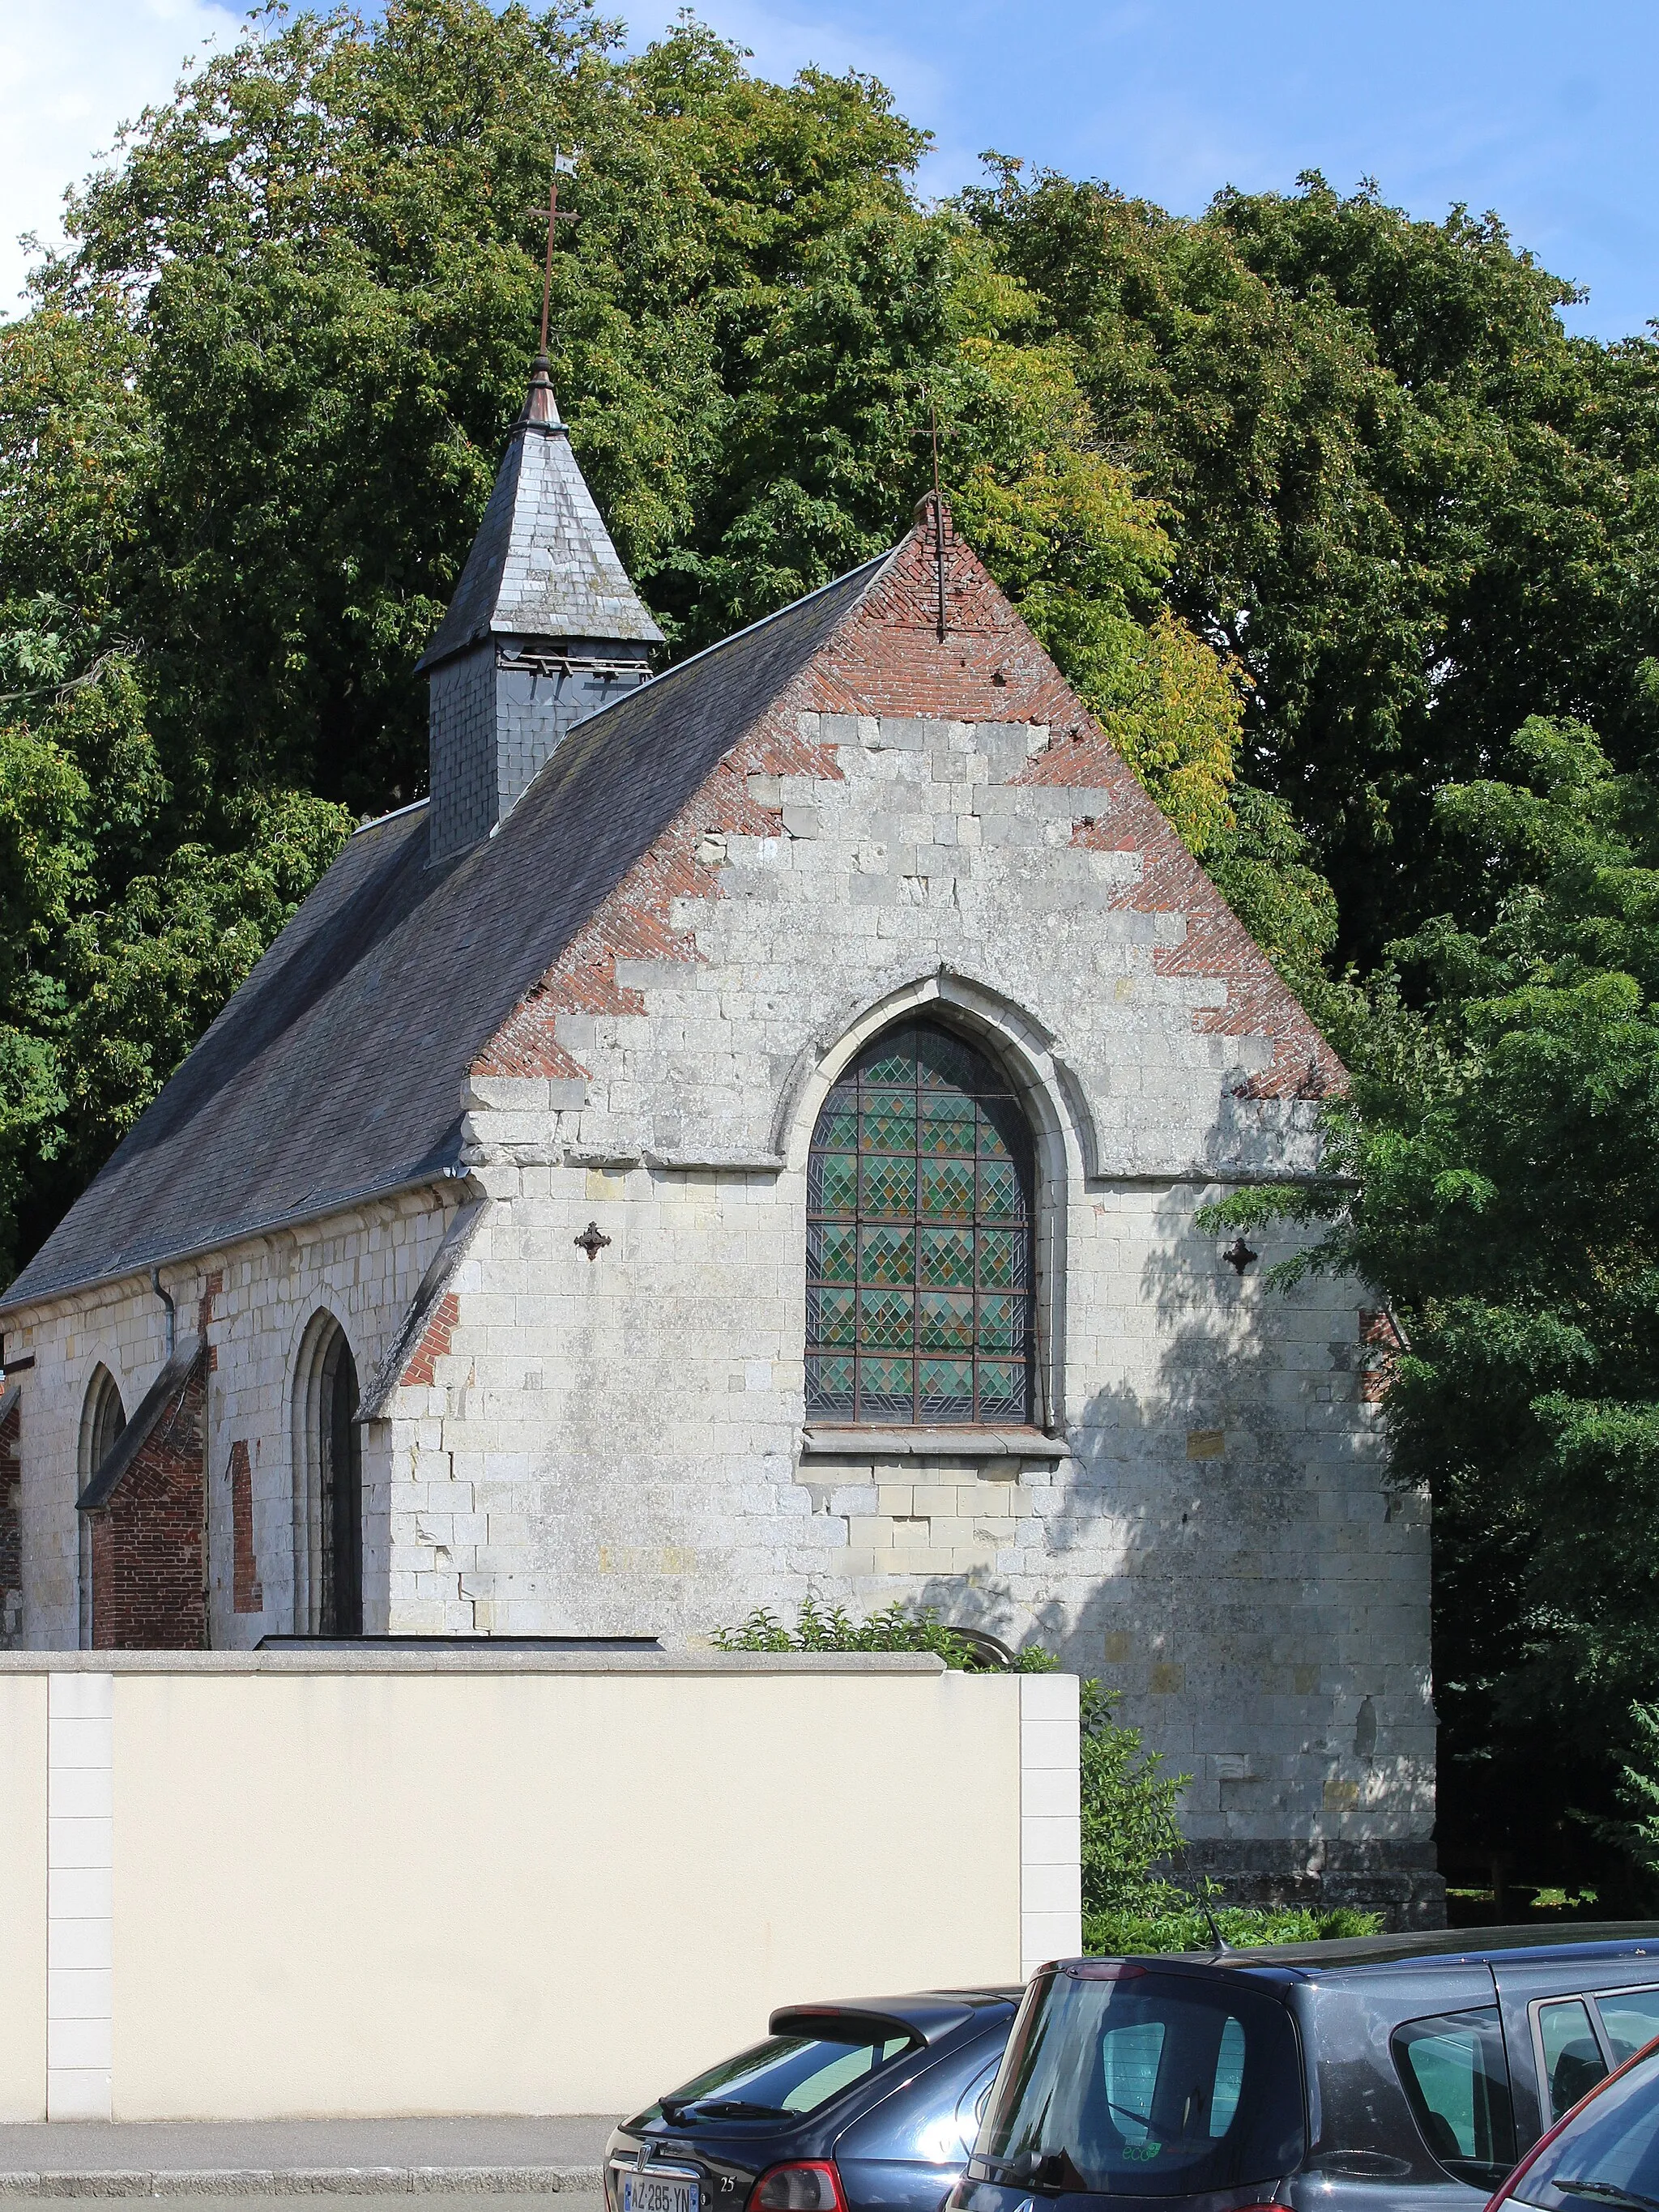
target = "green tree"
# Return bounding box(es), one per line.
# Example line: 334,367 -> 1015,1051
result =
0,0 -> 1242,1270
962,166 -> 1659,971
1205,715 -> 1659,1898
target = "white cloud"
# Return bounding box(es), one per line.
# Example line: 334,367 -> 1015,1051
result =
0,0 -> 243,316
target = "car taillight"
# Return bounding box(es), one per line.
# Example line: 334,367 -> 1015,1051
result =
748,2163 -> 847,2212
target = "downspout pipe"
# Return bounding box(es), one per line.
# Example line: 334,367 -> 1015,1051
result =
151,1268 -> 176,1358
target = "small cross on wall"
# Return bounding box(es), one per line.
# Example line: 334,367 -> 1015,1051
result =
1222,1237 -> 1258,1276
574,1221 -> 612,1263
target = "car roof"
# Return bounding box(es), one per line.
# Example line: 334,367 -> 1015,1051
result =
1067,1922 -> 1659,1980
770,1989 -> 1021,2045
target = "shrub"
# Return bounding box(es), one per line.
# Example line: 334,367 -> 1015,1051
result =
710,1597 -> 1059,1671
1085,1899 -> 1383,1954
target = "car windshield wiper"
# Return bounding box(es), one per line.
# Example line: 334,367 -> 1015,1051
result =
1553,2184 -> 1659,2212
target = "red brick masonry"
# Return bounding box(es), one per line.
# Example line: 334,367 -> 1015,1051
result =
89,1346 -> 208,1650
474,501 -> 1340,1097
228,1438 -> 262,1613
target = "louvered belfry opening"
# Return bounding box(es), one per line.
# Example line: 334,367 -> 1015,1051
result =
805,1021 -> 1037,1426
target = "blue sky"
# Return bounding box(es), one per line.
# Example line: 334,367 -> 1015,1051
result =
4,0 -> 1656,339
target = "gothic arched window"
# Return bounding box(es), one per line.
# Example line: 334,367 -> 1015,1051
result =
806,1020 -> 1036,1426
77,1365 -> 125,1647
293,1315 -> 362,1637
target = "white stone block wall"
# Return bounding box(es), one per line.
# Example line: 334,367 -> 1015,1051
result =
8,1191 -> 458,1648
2,709 -> 1433,1887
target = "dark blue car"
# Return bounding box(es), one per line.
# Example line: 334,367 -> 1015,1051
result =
606,1991 -> 1021,2212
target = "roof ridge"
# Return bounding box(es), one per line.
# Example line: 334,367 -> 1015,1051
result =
352,795 -> 431,837
537,543 -> 898,747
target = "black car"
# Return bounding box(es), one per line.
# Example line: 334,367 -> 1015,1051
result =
1488,2016 -> 1659,2212
608,1990 -> 1021,2212
953,1925 -> 1659,2212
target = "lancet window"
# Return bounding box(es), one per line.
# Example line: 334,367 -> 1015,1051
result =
806,1020 -> 1036,1426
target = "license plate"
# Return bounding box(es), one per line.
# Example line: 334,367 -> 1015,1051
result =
624,2176 -> 699,2212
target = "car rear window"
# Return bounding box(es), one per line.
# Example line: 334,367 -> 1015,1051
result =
1597,1988 -> 1659,2067
971,1966 -> 1304,2197
1513,2045 -> 1659,2208
649,2029 -> 919,2123
1392,2006 -> 1516,2189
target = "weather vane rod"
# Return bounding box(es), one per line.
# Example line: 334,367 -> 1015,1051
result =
531,147 -> 581,356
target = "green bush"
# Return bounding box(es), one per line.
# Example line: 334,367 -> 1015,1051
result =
1084,1899 -> 1383,1955
1079,1679 -> 1187,1915
710,1598 -> 1059,1672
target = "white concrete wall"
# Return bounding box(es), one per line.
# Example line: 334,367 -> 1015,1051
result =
0,1651 -> 1073,2123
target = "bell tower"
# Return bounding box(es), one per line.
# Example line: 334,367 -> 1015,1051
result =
416,356 -> 663,862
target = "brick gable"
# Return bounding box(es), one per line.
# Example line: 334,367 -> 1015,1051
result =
474,499 -> 1337,1100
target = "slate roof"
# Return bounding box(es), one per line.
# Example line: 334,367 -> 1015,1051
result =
416,360 -> 663,672
2,554 -> 890,1315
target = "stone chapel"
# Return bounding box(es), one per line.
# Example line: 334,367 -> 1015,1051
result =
0,353 -> 1439,1918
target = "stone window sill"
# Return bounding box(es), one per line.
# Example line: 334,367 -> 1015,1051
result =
800,1425 -> 1069,1460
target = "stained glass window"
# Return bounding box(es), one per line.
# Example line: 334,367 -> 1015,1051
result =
806,1021 -> 1036,1425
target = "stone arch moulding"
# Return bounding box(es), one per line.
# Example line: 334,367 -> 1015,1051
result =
776,965 -> 1081,1434
770,964 -> 1102,1184
289,1306 -> 364,1638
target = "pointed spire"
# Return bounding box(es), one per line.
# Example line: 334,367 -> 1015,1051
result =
419,356 -> 664,861
416,357 -> 663,676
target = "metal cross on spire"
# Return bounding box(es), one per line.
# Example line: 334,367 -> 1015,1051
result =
529,148 -> 581,357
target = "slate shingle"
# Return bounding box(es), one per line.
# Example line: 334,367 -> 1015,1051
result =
416,360 -> 663,671
2,556 -> 889,1313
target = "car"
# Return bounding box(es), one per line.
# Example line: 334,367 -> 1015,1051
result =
1486,2024 -> 1659,2212
607,1989 -> 1021,2212
949,1924 -> 1659,2212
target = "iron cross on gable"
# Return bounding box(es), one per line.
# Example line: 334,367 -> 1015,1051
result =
910,395 -> 956,641
527,148 -> 582,356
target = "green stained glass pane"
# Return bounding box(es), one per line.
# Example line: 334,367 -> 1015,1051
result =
860,1225 -> 915,1285
919,1096 -> 976,1155
861,1042 -> 915,1084
858,1287 -> 914,1349
812,1224 -> 857,1284
862,1154 -> 916,1214
819,1090 -> 859,1150
977,1362 -> 1025,1417
976,1102 -> 1018,1160
806,1354 -> 855,1416
979,1160 -> 1021,1221
919,1290 -> 975,1350
812,1152 -> 857,1215
916,1027 -> 983,1090
808,1286 -> 855,1349
859,1357 -> 914,1417
919,1159 -> 975,1218
977,1293 -> 1021,1353
979,1230 -> 1019,1289
919,1358 -> 975,1419
919,1225 -> 975,1289
860,1093 -> 916,1153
